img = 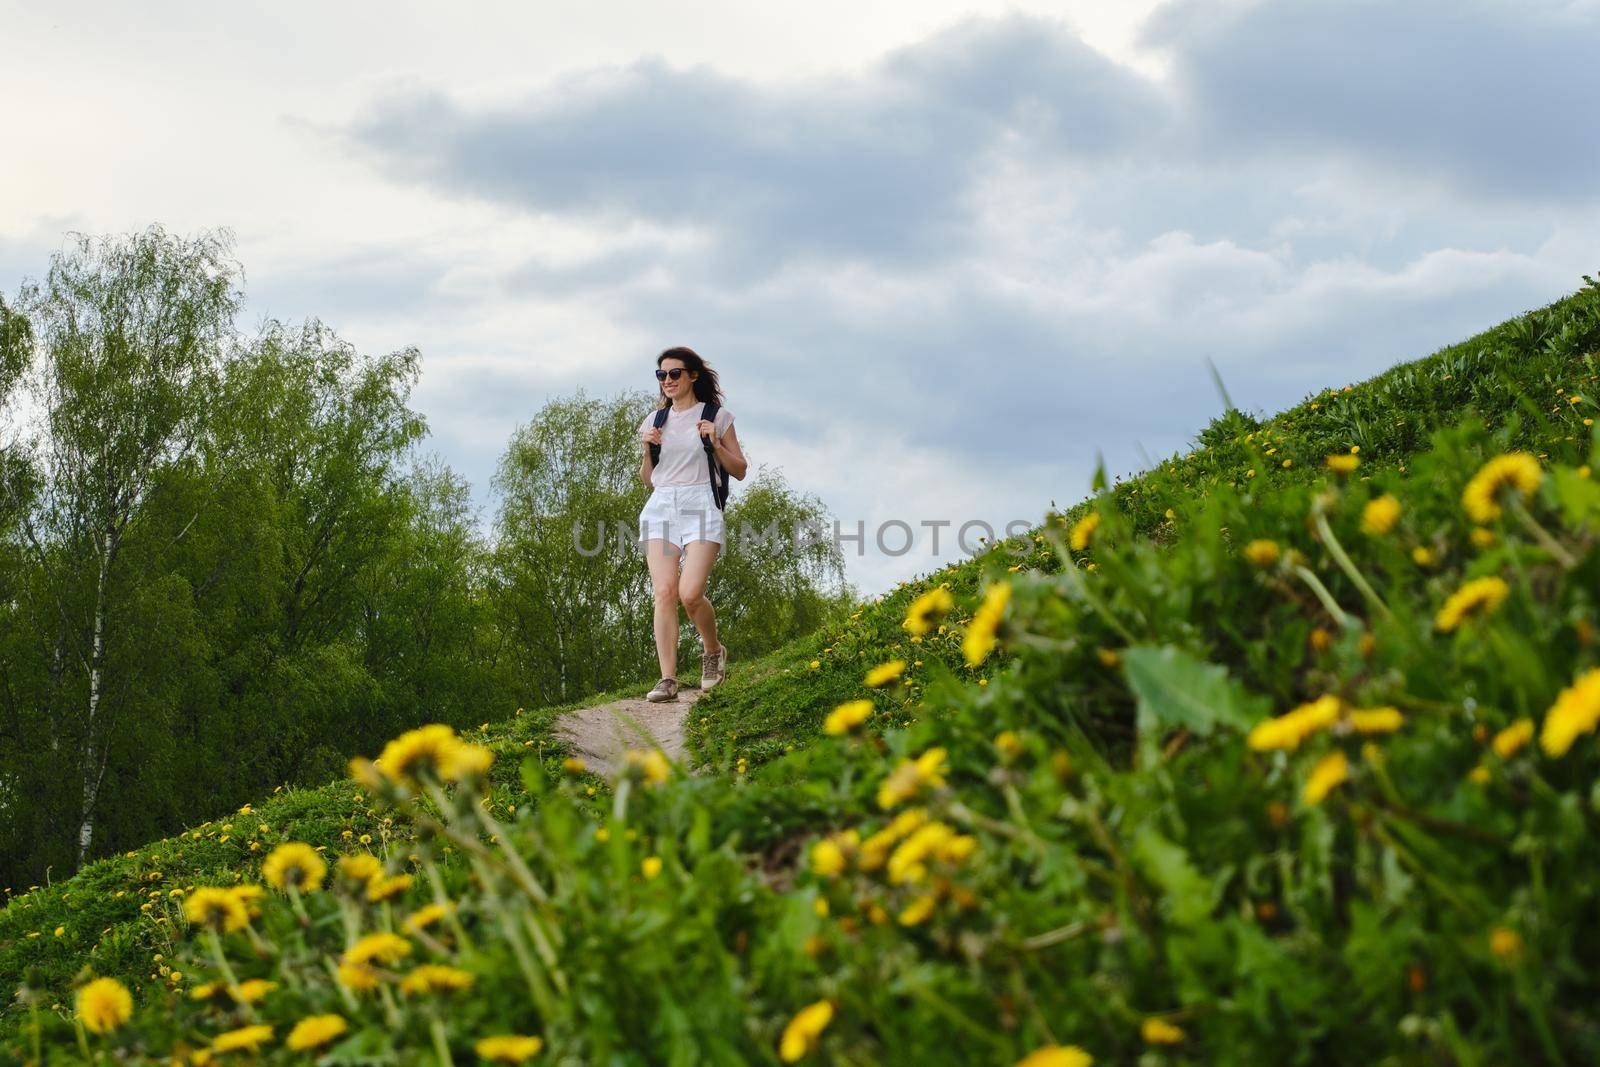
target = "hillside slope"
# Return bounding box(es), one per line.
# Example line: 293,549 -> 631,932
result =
5,279 -> 1600,1062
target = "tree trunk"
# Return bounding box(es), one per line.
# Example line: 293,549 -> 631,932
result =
77,527 -> 111,868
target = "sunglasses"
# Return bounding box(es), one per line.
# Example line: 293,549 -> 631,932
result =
655,368 -> 689,381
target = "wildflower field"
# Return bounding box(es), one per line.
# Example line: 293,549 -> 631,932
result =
5,278 -> 1600,1063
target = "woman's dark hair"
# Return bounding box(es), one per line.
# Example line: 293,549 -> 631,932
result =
655,346 -> 724,408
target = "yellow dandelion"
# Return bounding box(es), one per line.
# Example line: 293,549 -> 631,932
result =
641,856 -> 663,880
995,730 -> 1024,758
231,979 -> 275,1004
286,1014 -> 347,1052
1243,539 -> 1280,567
1470,526 -> 1496,548
1141,1018 -> 1185,1045
190,980 -> 226,1001
261,843 -> 327,893
1411,546 -> 1435,567
211,1024 -> 274,1054
1361,494 -> 1400,535
366,873 -> 413,903
1303,751 -> 1349,805
1346,707 -> 1403,734
399,964 -> 475,996
898,894 -> 937,926
562,757 -> 587,775
336,853 -> 383,890
962,582 -> 1012,667
876,748 -> 948,810
1490,926 -> 1523,962
1068,512 -> 1100,551
1247,695 -> 1341,751
811,838 -> 847,878
903,586 -> 954,636
344,931 -> 411,967
403,903 -> 452,933
1491,719 -> 1534,759
623,748 -> 672,786
183,887 -> 250,933
1016,1047 -> 1093,1067
779,1000 -> 834,1063
476,1035 -> 546,1062
1434,576 -> 1510,633
1539,667 -> 1600,757
887,821 -> 956,884
865,660 -> 906,688
824,699 -> 873,736
75,977 -> 132,1035
336,963 -> 380,992
374,724 -> 493,787
1325,454 -> 1360,473
1462,452 -> 1542,522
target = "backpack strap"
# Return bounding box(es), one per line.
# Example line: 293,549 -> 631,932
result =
698,401 -> 731,511
647,405 -> 670,468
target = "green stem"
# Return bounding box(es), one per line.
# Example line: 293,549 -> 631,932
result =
424,857 -> 474,952
429,1014 -> 456,1067
611,777 -> 633,825
378,984 -> 403,1030
1292,565 -> 1354,628
1512,499 -> 1578,569
322,957 -> 360,1014
286,881 -> 311,927
1017,920 -> 1093,951
467,852 -> 556,1019
1312,508 -> 1393,619
904,982 -> 1007,1050
1052,542 -> 1138,644
474,802 -> 551,905
1514,966 -> 1568,1067
1367,814 -> 1480,917
204,929 -> 254,1021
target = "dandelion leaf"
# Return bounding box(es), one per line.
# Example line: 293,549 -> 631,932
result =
1121,645 -> 1267,742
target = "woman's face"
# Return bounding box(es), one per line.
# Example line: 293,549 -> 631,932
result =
659,358 -> 696,400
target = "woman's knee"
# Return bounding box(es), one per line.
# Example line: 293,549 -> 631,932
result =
653,582 -> 680,607
680,587 -> 707,613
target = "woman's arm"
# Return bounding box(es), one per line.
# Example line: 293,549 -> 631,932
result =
711,422 -> 748,481
640,427 -> 660,487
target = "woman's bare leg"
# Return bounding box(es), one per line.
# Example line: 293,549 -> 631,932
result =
644,538 -> 683,680
679,540 -> 722,654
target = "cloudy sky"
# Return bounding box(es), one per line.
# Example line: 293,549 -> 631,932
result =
3,0 -> 1597,595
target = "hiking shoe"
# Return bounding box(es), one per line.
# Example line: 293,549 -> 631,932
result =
701,643 -> 727,690
645,677 -> 678,702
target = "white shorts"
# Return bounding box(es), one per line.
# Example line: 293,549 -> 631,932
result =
638,483 -> 724,551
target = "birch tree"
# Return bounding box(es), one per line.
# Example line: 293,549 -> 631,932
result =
13,227 -> 238,866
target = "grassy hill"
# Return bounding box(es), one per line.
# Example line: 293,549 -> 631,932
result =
5,278 -> 1600,1063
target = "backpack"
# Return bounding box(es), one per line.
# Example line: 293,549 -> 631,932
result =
648,400 -> 731,511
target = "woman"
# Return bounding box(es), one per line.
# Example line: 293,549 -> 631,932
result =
637,346 -> 748,702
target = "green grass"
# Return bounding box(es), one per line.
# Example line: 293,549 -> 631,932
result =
6,278 -> 1600,1061
689,281 -> 1600,772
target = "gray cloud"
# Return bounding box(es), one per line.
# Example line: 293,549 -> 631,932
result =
1145,0 -> 1600,200
348,14 -> 1164,280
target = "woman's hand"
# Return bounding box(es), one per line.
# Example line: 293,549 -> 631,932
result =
695,419 -> 715,439
642,426 -> 663,446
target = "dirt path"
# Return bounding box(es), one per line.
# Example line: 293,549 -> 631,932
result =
555,684 -> 705,776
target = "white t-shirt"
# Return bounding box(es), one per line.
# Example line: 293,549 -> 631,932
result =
640,402 -> 735,486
